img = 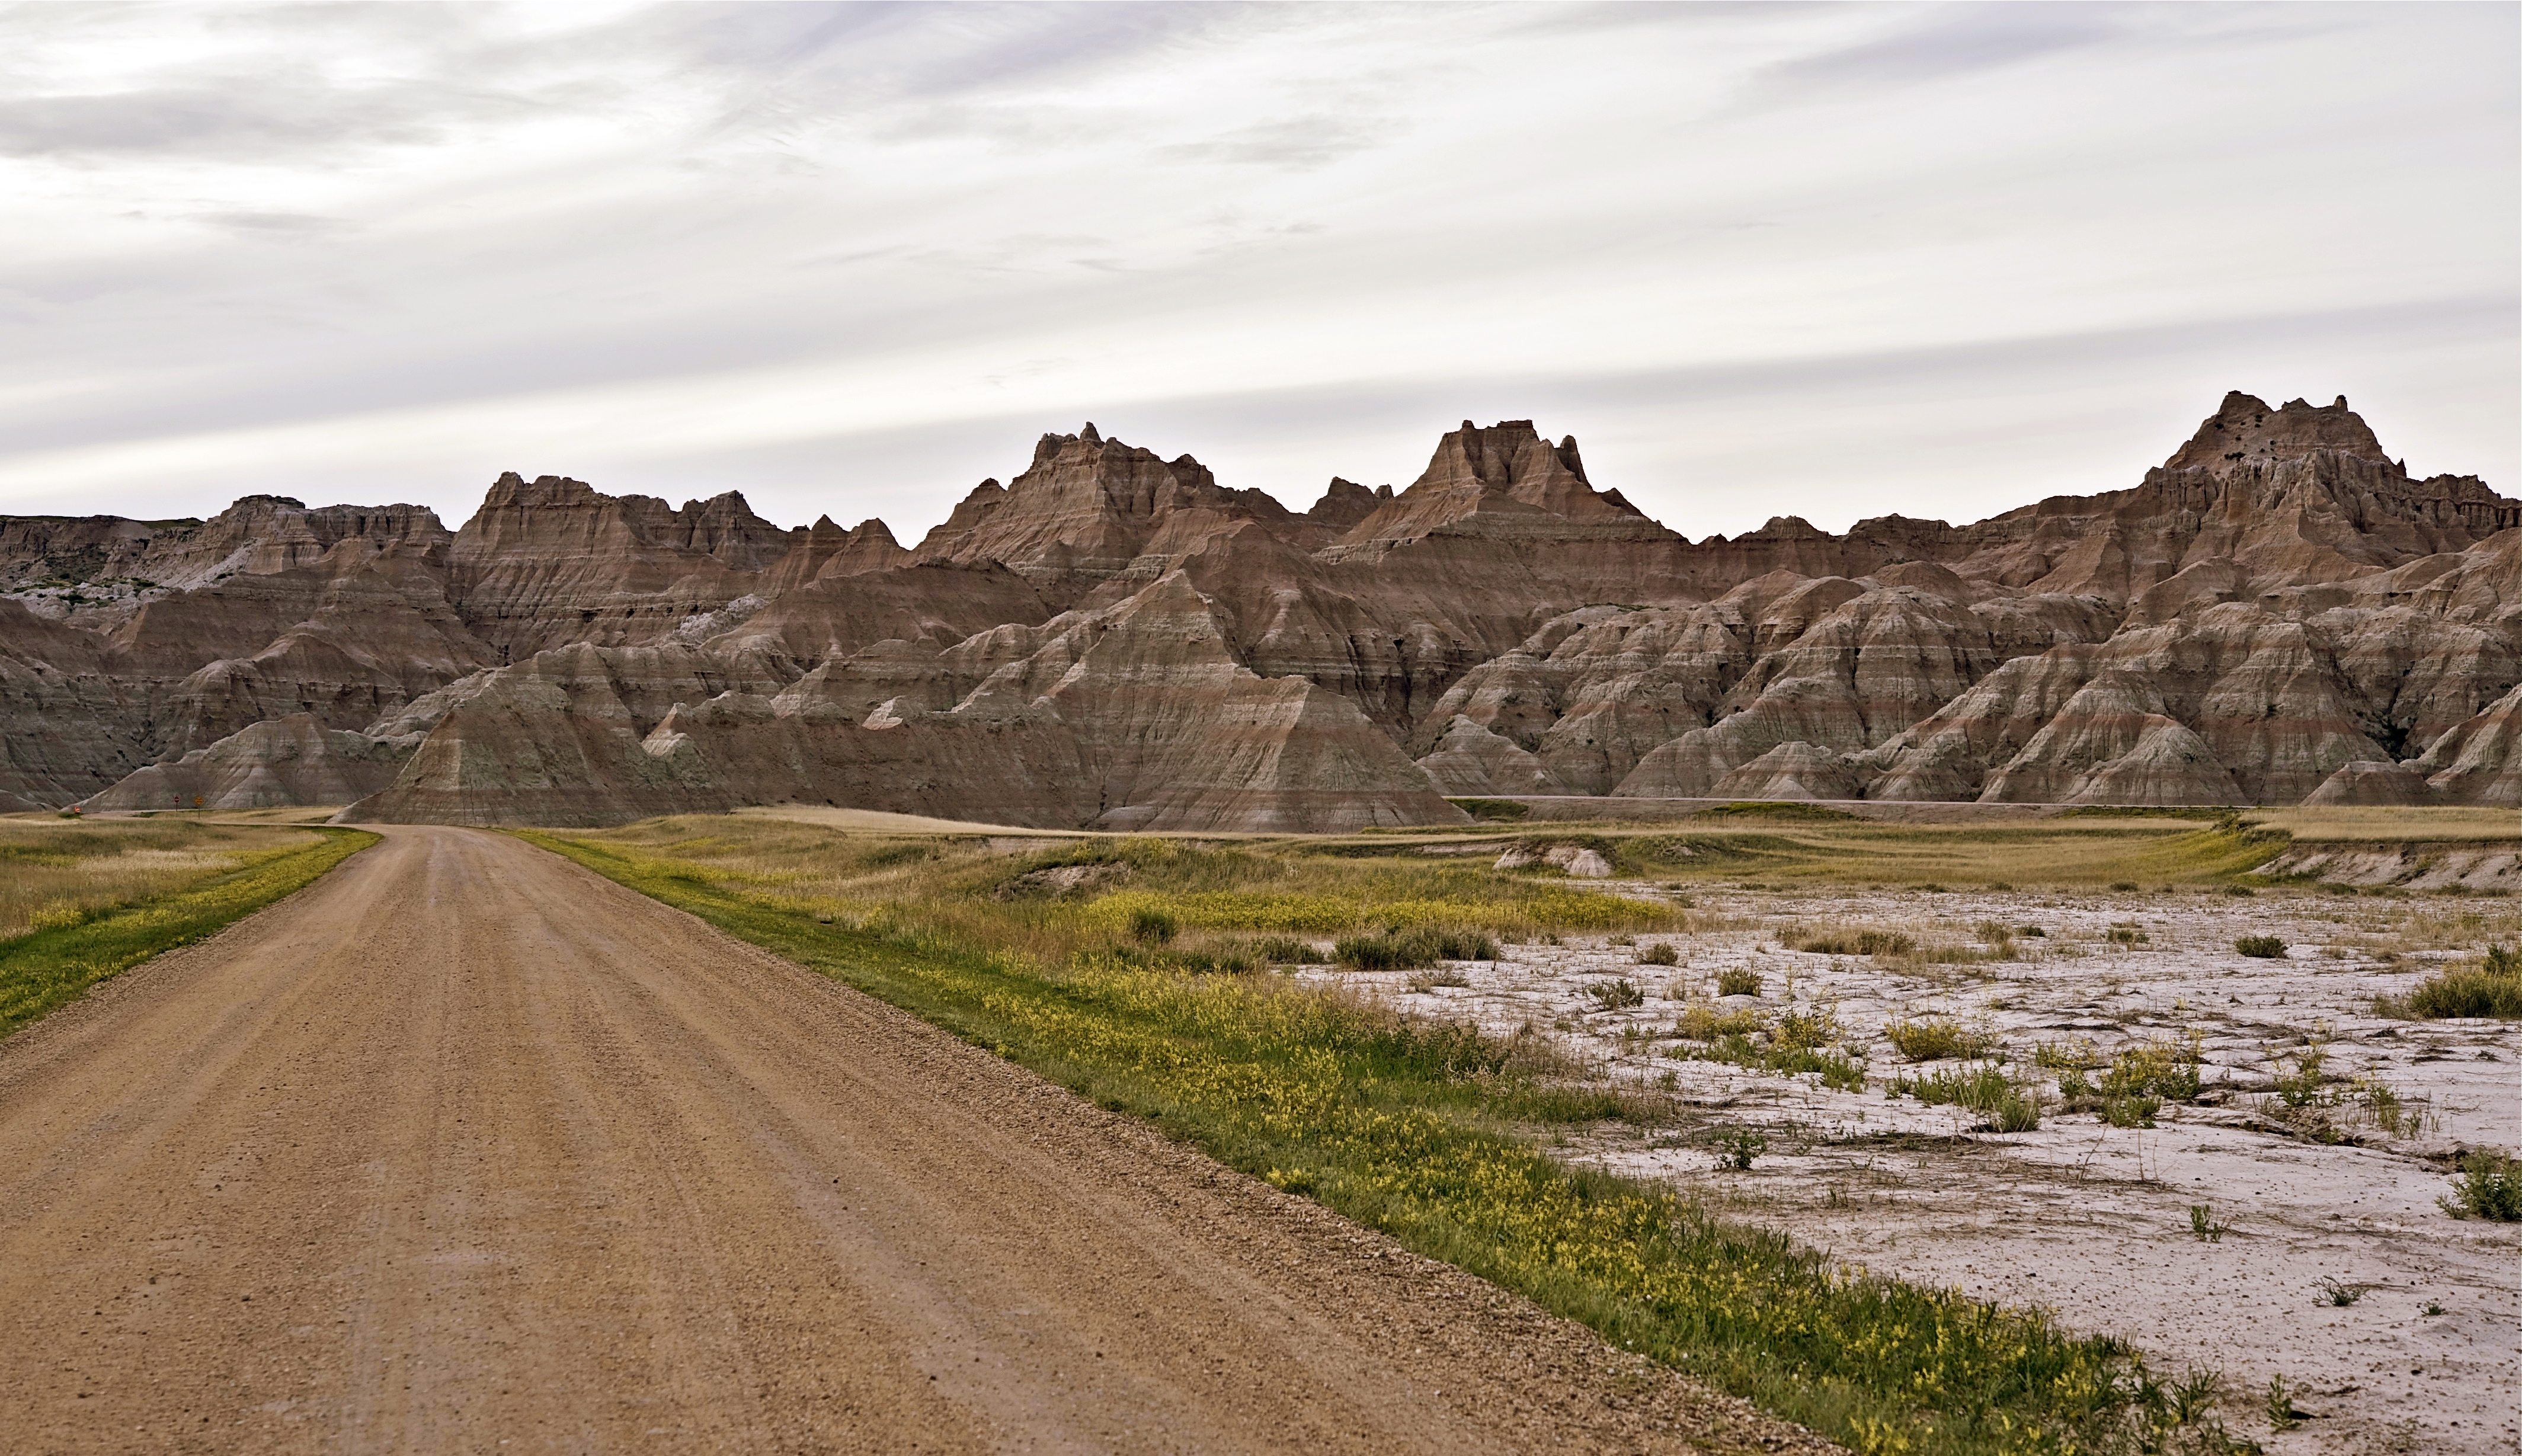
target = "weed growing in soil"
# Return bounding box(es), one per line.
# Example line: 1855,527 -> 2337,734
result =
1636,941 -> 1680,966
1716,1128 -> 1768,1169
2315,1277 -> 2366,1307
2099,1095 -> 2160,1129
2264,1375 -> 2302,1431
2233,935 -> 2287,959
1714,966 -> 1763,997
1586,978 -> 1646,1011
2439,1150 -> 2522,1221
1885,1015 -> 1996,1063
2188,1205 -> 2228,1243
1893,1065 -> 2041,1131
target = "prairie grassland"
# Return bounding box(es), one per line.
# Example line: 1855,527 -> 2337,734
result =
0,817 -> 375,1036
0,815 -> 331,939
2243,806 -> 2522,843
530,816 -> 2246,1456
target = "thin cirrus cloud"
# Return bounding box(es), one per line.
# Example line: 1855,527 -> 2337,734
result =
0,1 -> 2510,543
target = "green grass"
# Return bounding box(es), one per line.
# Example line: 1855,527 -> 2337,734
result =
524,824 -> 2225,1456
2440,1150 -> 2522,1221
0,827 -> 376,1038
2378,945 -> 2522,1019
1332,924 -> 1499,971
1892,1065 -> 2043,1131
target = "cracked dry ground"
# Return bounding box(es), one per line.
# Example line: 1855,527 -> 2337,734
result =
0,827 -> 1827,1455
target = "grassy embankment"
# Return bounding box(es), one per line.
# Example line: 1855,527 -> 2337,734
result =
526,815 -> 2268,1456
0,817 -> 376,1038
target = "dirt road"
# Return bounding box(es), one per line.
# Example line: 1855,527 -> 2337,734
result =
0,827 -> 1819,1454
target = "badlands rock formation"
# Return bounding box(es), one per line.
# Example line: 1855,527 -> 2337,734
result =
3,393 -> 2514,828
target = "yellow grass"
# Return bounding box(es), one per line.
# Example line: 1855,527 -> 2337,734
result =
2243,806 -> 2522,843
0,815 -> 330,941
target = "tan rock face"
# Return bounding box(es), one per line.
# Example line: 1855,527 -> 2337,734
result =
15,393 -> 2521,827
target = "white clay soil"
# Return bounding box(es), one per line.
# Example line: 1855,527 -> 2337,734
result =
1308,883 -> 2522,1455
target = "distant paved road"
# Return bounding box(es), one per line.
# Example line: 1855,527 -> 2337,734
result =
0,827 -> 1819,1454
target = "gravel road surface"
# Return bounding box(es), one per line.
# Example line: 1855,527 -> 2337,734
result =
0,826 -> 1826,1454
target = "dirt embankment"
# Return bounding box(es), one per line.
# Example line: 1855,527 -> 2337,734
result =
0,826 -> 1820,1454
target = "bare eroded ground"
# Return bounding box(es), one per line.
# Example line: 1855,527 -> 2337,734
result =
1311,882 -> 2522,1455
0,827 -> 1822,1455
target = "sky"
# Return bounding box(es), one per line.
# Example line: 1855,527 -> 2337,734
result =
0,1 -> 2513,543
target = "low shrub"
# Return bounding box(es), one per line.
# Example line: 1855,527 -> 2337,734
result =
2233,934 -> 2287,959
1714,967 -> 1763,997
1586,978 -> 1646,1011
1884,1015 -> 1996,1063
2440,1149 -> 2522,1221
1129,905 -> 1179,944
1636,941 -> 1680,966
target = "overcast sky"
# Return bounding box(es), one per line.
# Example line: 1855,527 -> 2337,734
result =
1,2 -> 2513,542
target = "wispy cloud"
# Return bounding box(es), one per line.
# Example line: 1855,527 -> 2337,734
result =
0,1 -> 2507,540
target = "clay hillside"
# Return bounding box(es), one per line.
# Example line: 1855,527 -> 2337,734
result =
2,393 -> 2515,830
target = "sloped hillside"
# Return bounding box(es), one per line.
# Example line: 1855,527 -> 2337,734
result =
5,392 -> 2513,827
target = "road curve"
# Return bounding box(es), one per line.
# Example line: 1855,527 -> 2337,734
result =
0,826 -> 1817,1454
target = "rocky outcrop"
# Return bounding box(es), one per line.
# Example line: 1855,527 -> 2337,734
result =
6,393 -> 2515,827
2413,681 -> 2522,807
2305,760 -> 2436,807
86,714 -> 410,811
348,572 -> 1460,831
447,474 -> 796,654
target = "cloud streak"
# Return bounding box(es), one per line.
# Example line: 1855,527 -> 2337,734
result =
0,1 -> 2509,541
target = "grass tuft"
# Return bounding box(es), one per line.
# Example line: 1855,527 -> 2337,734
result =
2232,934 -> 2287,959
2439,1149 -> 2522,1221
2377,944 -> 2522,1019
1334,924 -> 1499,971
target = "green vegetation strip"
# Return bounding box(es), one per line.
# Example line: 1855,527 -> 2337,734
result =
0,827 -> 377,1038
524,828 -> 2217,1456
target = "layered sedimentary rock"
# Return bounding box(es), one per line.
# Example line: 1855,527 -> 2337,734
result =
7,392 -> 2514,828
84,715 -> 410,812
